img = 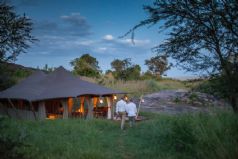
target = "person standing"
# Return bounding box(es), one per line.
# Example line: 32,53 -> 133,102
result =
126,99 -> 137,127
116,97 -> 126,130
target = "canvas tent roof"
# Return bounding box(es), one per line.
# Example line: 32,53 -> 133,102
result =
0,67 -> 124,101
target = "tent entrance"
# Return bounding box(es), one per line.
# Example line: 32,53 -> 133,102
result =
45,100 -> 62,119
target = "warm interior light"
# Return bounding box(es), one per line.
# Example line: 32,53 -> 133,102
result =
76,108 -> 81,112
124,95 -> 128,101
99,97 -> 103,104
113,95 -> 117,100
48,114 -> 56,119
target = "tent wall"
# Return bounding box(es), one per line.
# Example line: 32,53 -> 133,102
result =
0,104 -> 39,120
0,95 -> 119,120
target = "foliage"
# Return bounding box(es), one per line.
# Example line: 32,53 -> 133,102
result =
1,111 -> 238,159
110,58 -> 141,80
188,92 -> 198,101
174,96 -> 181,103
145,55 -> 171,78
146,80 -> 162,92
125,0 -> 238,111
140,70 -> 155,80
194,75 -> 238,101
0,62 -> 32,90
0,117 -> 28,159
0,2 -> 36,62
126,64 -> 141,80
0,68 -> 16,91
70,54 -> 101,78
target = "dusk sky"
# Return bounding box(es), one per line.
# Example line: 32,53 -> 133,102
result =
10,0 -> 194,78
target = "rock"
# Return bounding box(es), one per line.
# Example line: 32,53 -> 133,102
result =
139,90 -> 229,114
193,101 -> 203,106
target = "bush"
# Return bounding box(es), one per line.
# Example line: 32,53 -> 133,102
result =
194,75 -> 238,100
146,80 -> 161,92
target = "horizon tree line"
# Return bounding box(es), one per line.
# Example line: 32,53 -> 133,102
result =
70,53 -> 170,81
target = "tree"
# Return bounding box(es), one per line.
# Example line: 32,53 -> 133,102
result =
125,0 -> 238,112
127,64 -> 141,80
70,54 -> 101,78
110,58 -> 141,80
111,58 -> 131,80
145,55 -> 170,78
141,70 -> 155,80
0,2 -> 36,62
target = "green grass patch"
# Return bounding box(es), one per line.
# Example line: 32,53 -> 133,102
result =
1,111 -> 238,159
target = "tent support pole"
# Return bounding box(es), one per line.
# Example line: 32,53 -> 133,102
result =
29,101 -> 37,120
111,95 -> 114,120
7,98 -> 21,119
38,101 -> 46,120
61,99 -> 69,119
86,96 -> 93,119
106,96 -> 112,120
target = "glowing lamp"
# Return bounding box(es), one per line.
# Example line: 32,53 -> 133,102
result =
113,95 -> 117,100
99,97 -> 104,104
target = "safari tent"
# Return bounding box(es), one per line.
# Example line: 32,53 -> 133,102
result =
0,67 -> 125,120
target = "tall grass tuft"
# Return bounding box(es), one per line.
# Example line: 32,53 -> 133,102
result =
125,111 -> 238,159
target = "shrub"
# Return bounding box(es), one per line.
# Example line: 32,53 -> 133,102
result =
146,80 -> 161,92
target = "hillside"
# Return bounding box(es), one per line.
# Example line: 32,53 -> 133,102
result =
0,62 -> 37,72
0,62 -> 37,90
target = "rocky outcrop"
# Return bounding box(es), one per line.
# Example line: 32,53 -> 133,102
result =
136,90 -> 230,114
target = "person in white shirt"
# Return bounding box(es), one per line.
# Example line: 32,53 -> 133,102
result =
116,97 -> 127,130
126,99 -> 137,127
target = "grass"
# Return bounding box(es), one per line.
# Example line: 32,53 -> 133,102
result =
1,111 -> 238,159
81,77 -> 188,97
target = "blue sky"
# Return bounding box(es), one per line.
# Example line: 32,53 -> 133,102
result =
10,0 -> 194,78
